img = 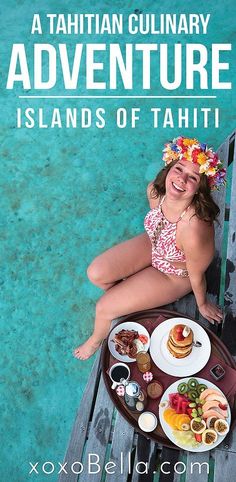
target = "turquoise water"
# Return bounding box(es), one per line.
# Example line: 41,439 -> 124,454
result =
0,1 -> 235,481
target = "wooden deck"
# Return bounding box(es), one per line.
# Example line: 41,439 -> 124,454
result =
59,130 -> 236,482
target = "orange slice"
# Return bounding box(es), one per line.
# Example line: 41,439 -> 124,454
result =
163,408 -> 175,423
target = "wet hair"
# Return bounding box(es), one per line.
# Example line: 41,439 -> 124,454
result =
150,160 -> 220,223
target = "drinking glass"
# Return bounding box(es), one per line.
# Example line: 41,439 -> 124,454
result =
136,351 -> 151,373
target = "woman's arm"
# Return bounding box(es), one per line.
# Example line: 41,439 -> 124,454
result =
147,181 -> 159,209
181,221 -> 223,324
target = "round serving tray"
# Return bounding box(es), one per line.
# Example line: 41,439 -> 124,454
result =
101,308 -> 236,449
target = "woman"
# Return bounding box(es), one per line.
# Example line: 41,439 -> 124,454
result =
74,136 -> 226,360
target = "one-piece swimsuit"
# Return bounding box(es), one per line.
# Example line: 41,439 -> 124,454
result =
144,196 -> 189,277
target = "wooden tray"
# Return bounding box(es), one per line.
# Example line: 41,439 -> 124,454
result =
101,309 -> 236,449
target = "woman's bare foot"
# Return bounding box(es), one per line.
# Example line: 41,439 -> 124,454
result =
73,336 -> 102,360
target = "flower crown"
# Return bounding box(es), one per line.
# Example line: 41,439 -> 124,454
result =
162,136 -> 226,190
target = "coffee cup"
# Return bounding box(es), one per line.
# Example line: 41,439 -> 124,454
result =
109,362 -> 130,389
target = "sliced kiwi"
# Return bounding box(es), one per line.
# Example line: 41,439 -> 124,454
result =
188,389 -> 199,401
177,382 -> 188,394
188,378 -> 198,389
197,383 -> 207,394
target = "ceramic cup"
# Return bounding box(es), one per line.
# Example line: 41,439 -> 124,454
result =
109,362 -> 130,389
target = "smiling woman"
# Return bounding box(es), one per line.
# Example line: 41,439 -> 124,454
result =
74,136 -> 226,360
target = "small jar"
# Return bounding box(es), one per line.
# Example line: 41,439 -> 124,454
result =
147,380 -> 164,400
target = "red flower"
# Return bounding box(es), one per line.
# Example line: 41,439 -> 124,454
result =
192,149 -> 200,162
176,137 -> 184,147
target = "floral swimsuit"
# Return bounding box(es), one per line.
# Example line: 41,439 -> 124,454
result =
144,196 -> 189,277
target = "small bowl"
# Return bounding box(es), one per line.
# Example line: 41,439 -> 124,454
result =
138,411 -> 158,432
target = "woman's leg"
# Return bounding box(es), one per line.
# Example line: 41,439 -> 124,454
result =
87,233 -> 152,290
74,234 -> 152,359
75,266 -> 192,359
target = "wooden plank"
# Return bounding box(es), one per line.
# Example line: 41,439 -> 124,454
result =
79,372 -> 115,482
214,426 -> 236,454
212,130 -> 236,474
130,442 -> 140,482
222,131 -> 236,354
131,437 -> 157,482
58,351 -> 102,482
195,136 -> 232,331
158,447 -> 180,482
105,411 -> 135,482
205,136 -> 229,303
213,450 -> 236,482
185,452 -> 209,482
172,293 -> 197,319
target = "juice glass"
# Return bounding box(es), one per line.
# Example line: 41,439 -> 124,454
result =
136,351 -> 151,373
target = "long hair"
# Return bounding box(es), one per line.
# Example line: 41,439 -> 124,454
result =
150,160 -> 220,223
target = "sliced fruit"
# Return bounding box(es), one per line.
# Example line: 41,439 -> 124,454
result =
168,413 -> 180,429
202,410 -> 222,420
180,400 -> 189,414
186,407 -> 194,417
163,408 -> 175,423
177,382 -> 188,394
219,403 -> 228,410
191,409 -> 198,419
181,422 -> 190,431
169,393 -> 189,414
202,429 -> 218,445
190,418 -> 206,434
176,326 -> 184,341
216,408 -> 228,418
176,415 -> 191,430
159,401 -> 169,409
202,400 -> 220,412
204,394 -> 227,405
172,430 -> 200,448
195,433 -> 202,443
169,393 -> 179,408
138,334 -> 149,344
188,378 -> 198,389
206,416 -> 219,429
197,383 -> 207,395
199,388 -> 222,400
214,419 -> 229,436
188,389 -> 199,401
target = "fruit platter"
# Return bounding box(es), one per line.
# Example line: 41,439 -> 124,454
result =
159,377 -> 230,451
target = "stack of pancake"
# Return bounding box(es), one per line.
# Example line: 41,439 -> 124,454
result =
167,324 -> 193,358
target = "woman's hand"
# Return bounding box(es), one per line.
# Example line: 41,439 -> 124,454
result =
198,301 -> 223,324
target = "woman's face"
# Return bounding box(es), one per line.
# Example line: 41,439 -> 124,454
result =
165,160 -> 201,200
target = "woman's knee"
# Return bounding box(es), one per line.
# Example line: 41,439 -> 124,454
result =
87,257 -> 109,287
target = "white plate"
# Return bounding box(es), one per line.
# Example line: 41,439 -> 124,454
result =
159,377 -> 231,452
150,317 -> 211,376
108,322 -> 150,362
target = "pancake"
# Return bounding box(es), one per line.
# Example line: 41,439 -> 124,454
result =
167,324 -> 193,358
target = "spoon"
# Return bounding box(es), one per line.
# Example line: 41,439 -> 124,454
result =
192,340 -> 202,347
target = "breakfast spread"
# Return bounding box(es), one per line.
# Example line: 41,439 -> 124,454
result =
107,317 -> 233,450
167,324 -> 193,358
